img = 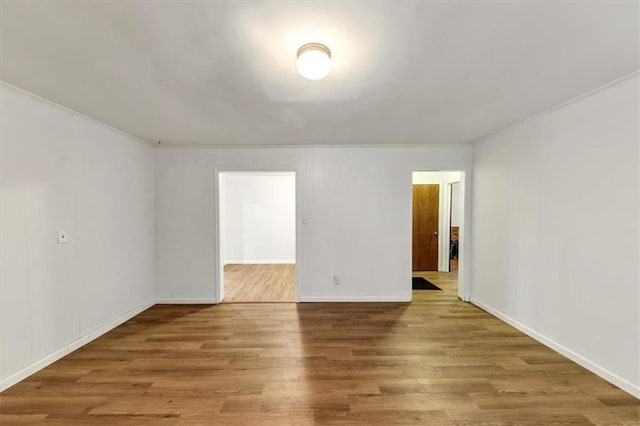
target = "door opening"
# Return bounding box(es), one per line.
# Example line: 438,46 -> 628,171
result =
449,181 -> 461,273
216,171 -> 297,303
411,171 -> 465,299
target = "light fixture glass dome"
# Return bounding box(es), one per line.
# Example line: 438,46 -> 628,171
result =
296,43 -> 331,80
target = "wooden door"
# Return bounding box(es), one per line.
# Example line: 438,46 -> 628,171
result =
412,184 -> 439,271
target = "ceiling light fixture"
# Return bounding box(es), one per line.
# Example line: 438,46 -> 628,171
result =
296,43 -> 331,80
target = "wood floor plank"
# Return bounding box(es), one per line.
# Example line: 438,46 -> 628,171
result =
0,414 -> 49,424
1,271 -> 638,424
0,396 -> 107,415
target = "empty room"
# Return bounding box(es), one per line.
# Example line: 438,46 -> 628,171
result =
1,1 -> 638,424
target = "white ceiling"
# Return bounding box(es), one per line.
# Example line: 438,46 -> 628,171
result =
1,1 -> 638,146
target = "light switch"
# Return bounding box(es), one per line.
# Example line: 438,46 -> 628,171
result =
302,216 -> 309,225
57,230 -> 68,244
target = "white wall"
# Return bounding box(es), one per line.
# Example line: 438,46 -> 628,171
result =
0,83 -> 156,391
472,74 -> 639,398
412,171 -> 462,271
155,146 -> 472,303
221,172 -> 296,264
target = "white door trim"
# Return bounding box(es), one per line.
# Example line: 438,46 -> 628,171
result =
439,182 -> 453,272
458,170 -> 471,302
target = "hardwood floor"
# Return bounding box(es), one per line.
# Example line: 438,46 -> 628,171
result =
1,272 -> 638,424
223,263 -> 296,302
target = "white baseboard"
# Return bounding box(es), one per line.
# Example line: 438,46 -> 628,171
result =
471,297 -> 640,399
0,297 -> 156,393
299,295 -> 411,302
223,260 -> 295,265
155,298 -> 217,304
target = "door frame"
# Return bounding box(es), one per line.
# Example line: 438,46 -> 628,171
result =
412,169 -> 470,302
441,181 -> 453,273
213,167 -> 301,303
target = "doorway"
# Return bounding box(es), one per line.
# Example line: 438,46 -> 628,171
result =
216,171 -> 297,303
411,171 -> 464,297
449,181 -> 461,273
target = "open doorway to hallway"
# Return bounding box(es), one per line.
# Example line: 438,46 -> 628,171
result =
411,171 -> 463,296
218,171 -> 296,302
449,181 -> 461,274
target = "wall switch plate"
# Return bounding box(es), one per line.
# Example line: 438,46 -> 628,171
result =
57,230 -> 68,244
333,275 -> 340,285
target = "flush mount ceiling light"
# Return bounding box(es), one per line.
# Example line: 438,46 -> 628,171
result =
296,43 -> 331,80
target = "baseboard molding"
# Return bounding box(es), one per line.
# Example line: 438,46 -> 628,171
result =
0,297 -> 156,393
155,298 -> 217,304
299,295 -> 411,302
470,297 -> 640,399
223,260 -> 295,265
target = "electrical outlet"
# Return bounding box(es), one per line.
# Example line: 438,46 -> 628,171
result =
57,230 -> 68,244
333,275 -> 340,285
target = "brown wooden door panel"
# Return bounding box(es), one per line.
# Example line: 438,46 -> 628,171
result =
412,184 -> 439,271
